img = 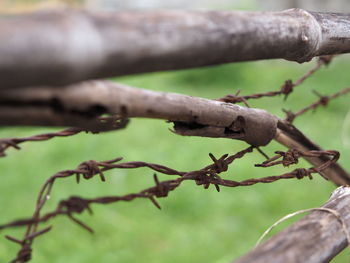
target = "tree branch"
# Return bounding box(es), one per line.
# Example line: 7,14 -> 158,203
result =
0,80 -> 349,185
235,186 -> 350,263
0,81 -> 278,146
1,9 -> 350,89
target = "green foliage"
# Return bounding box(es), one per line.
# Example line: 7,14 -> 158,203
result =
1,56 -> 350,262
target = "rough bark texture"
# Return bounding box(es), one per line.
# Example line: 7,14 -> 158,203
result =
1,8 -> 350,89
235,186 -> 350,263
0,80 -> 278,146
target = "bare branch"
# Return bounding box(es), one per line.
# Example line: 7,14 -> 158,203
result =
1,9 -> 350,89
0,81 -> 278,146
1,80 -> 349,185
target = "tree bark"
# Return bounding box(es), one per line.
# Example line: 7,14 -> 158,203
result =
1,8 -> 350,89
235,186 -> 350,263
0,80 -> 349,185
0,80 -> 278,146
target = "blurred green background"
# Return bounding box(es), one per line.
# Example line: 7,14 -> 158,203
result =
1,55 -> 350,262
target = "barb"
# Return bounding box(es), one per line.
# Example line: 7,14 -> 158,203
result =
218,56 -> 332,104
0,145 -> 340,262
2,146 -> 253,263
255,149 -> 339,169
283,87 -> 350,123
0,117 -> 129,157
255,149 -> 340,181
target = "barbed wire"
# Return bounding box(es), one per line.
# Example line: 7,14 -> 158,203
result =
283,87 -> 350,123
255,148 -> 339,171
0,146 -> 340,263
218,56 -> 333,104
0,128 -> 83,157
0,53 -> 346,263
217,55 -> 350,126
0,117 -> 129,157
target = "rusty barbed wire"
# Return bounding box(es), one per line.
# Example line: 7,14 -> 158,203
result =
283,87 -> 350,123
0,146 -> 340,263
0,52 -> 344,263
255,149 -> 339,171
0,117 -> 129,157
218,56 -> 333,104
0,128 -> 83,157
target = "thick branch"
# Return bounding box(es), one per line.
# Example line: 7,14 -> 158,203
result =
0,81 -> 349,185
235,186 -> 350,263
0,81 -> 278,146
1,9 -> 350,89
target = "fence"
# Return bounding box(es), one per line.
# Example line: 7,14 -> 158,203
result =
1,8 -> 350,263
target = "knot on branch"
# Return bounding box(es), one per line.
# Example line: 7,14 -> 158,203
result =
293,168 -> 313,180
280,80 -> 294,99
59,196 -> 92,214
76,160 -> 106,182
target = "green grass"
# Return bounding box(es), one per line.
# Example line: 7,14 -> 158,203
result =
1,56 -> 350,262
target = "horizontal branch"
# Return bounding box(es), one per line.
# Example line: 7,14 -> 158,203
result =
0,81 -> 277,146
0,81 -> 349,185
235,186 -> 350,263
1,9 -> 350,89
